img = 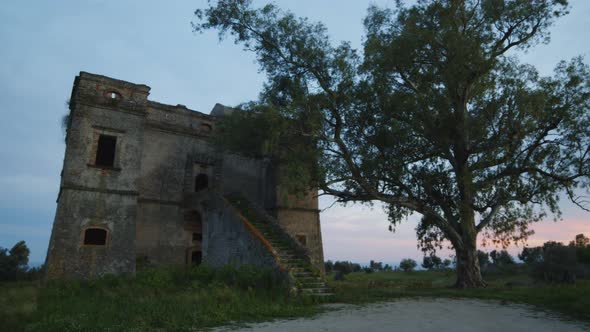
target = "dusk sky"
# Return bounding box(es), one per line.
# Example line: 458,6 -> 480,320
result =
0,0 -> 588,265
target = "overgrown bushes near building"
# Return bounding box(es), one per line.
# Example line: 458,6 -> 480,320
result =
520,234 -> 590,284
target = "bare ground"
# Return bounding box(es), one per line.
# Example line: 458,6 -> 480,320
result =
214,298 -> 589,332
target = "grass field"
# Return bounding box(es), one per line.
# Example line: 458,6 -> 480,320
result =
0,266 -> 321,332
327,268 -> 590,322
2,266 -> 589,331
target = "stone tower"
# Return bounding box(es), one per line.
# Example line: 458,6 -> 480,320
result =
45,72 -> 326,282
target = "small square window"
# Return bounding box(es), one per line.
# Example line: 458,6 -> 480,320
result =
95,135 -> 117,167
296,234 -> 307,246
84,228 -> 107,245
192,233 -> 202,241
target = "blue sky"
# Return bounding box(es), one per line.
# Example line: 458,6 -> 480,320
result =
0,0 -> 588,265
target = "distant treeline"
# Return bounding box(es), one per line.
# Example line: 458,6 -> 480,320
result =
0,241 -> 44,281
478,233 -> 590,283
324,233 -> 590,283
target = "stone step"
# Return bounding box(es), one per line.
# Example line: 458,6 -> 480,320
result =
299,282 -> 326,288
289,267 -> 307,272
276,247 -> 295,252
297,276 -> 322,282
293,272 -> 314,278
228,195 -> 331,298
300,287 -> 332,294
270,243 -> 292,249
252,224 -> 272,231
276,250 -> 297,257
278,254 -> 298,260
301,292 -> 334,298
277,244 -> 296,249
284,259 -> 306,264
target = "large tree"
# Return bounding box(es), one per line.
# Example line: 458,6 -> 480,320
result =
194,0 -> 590,287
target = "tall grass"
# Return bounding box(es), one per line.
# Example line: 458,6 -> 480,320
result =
4,266 -> 590,331
2,265 -> 321,332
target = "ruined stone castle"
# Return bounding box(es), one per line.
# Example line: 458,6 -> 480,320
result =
45,72 -> 327,292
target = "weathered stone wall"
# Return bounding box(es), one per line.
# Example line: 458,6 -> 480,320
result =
275,188 -> 325,274
219,154 -> 273,207
134,118 -> 212,265
205,196 -> 277,269
45,190 -> 137,278
46,72 -> 148,278
135,202 -> 187,266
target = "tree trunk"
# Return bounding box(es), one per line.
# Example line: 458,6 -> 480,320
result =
453,136 -> 486,288
454,244 -> 486,288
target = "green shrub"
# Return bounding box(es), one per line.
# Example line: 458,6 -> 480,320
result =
333,270 -> 346,281
477,250 -> 490,270
135,268 -> 175,289
519,247 -> 543,265
490,250 -> 515,266
576,246 -> 590,264
190,265 -> 284,291
234,265 -> 266,289
215,265 -> 238,285
575,264 -> 590,279
399,259 -> 417,272
189,264 -> 215,284
531,245 -> 578,283
324,260 -> 334,273
333,261 -> 361,274
0,241 -> 36,281
422,255 -> 443,270
96,273 -> 125,288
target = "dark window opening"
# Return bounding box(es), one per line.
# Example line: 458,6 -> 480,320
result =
296,234 -> 307,246
184,210 -> 202,225
195,173 -> 208,192
184,210 -> 203,239
191,250 -> 202,265
84,228 -> 107,245
95,135 -> 117,167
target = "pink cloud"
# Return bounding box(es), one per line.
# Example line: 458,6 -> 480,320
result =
320,198 -> 590,265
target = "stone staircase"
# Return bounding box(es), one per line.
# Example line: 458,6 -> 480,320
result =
224,193 -> 332,297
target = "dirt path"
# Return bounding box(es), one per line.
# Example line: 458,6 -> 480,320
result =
214,298 -> 589,331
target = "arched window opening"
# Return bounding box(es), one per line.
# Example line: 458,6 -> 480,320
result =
104,90 -> 123,101
104,90 -> 122,103
84,228 -> 107,245
195,173 -> 208,192
184,210 -> 203,234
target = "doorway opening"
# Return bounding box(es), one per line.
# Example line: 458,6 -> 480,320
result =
191,250 -> 202,265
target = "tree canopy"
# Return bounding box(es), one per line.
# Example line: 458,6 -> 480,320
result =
194,0 -> 590,287
0,240 -> 30,281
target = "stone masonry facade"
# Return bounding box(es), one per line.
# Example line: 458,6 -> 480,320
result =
45,72 -> 325,279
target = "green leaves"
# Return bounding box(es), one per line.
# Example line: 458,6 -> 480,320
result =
194,1 -> 588,255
